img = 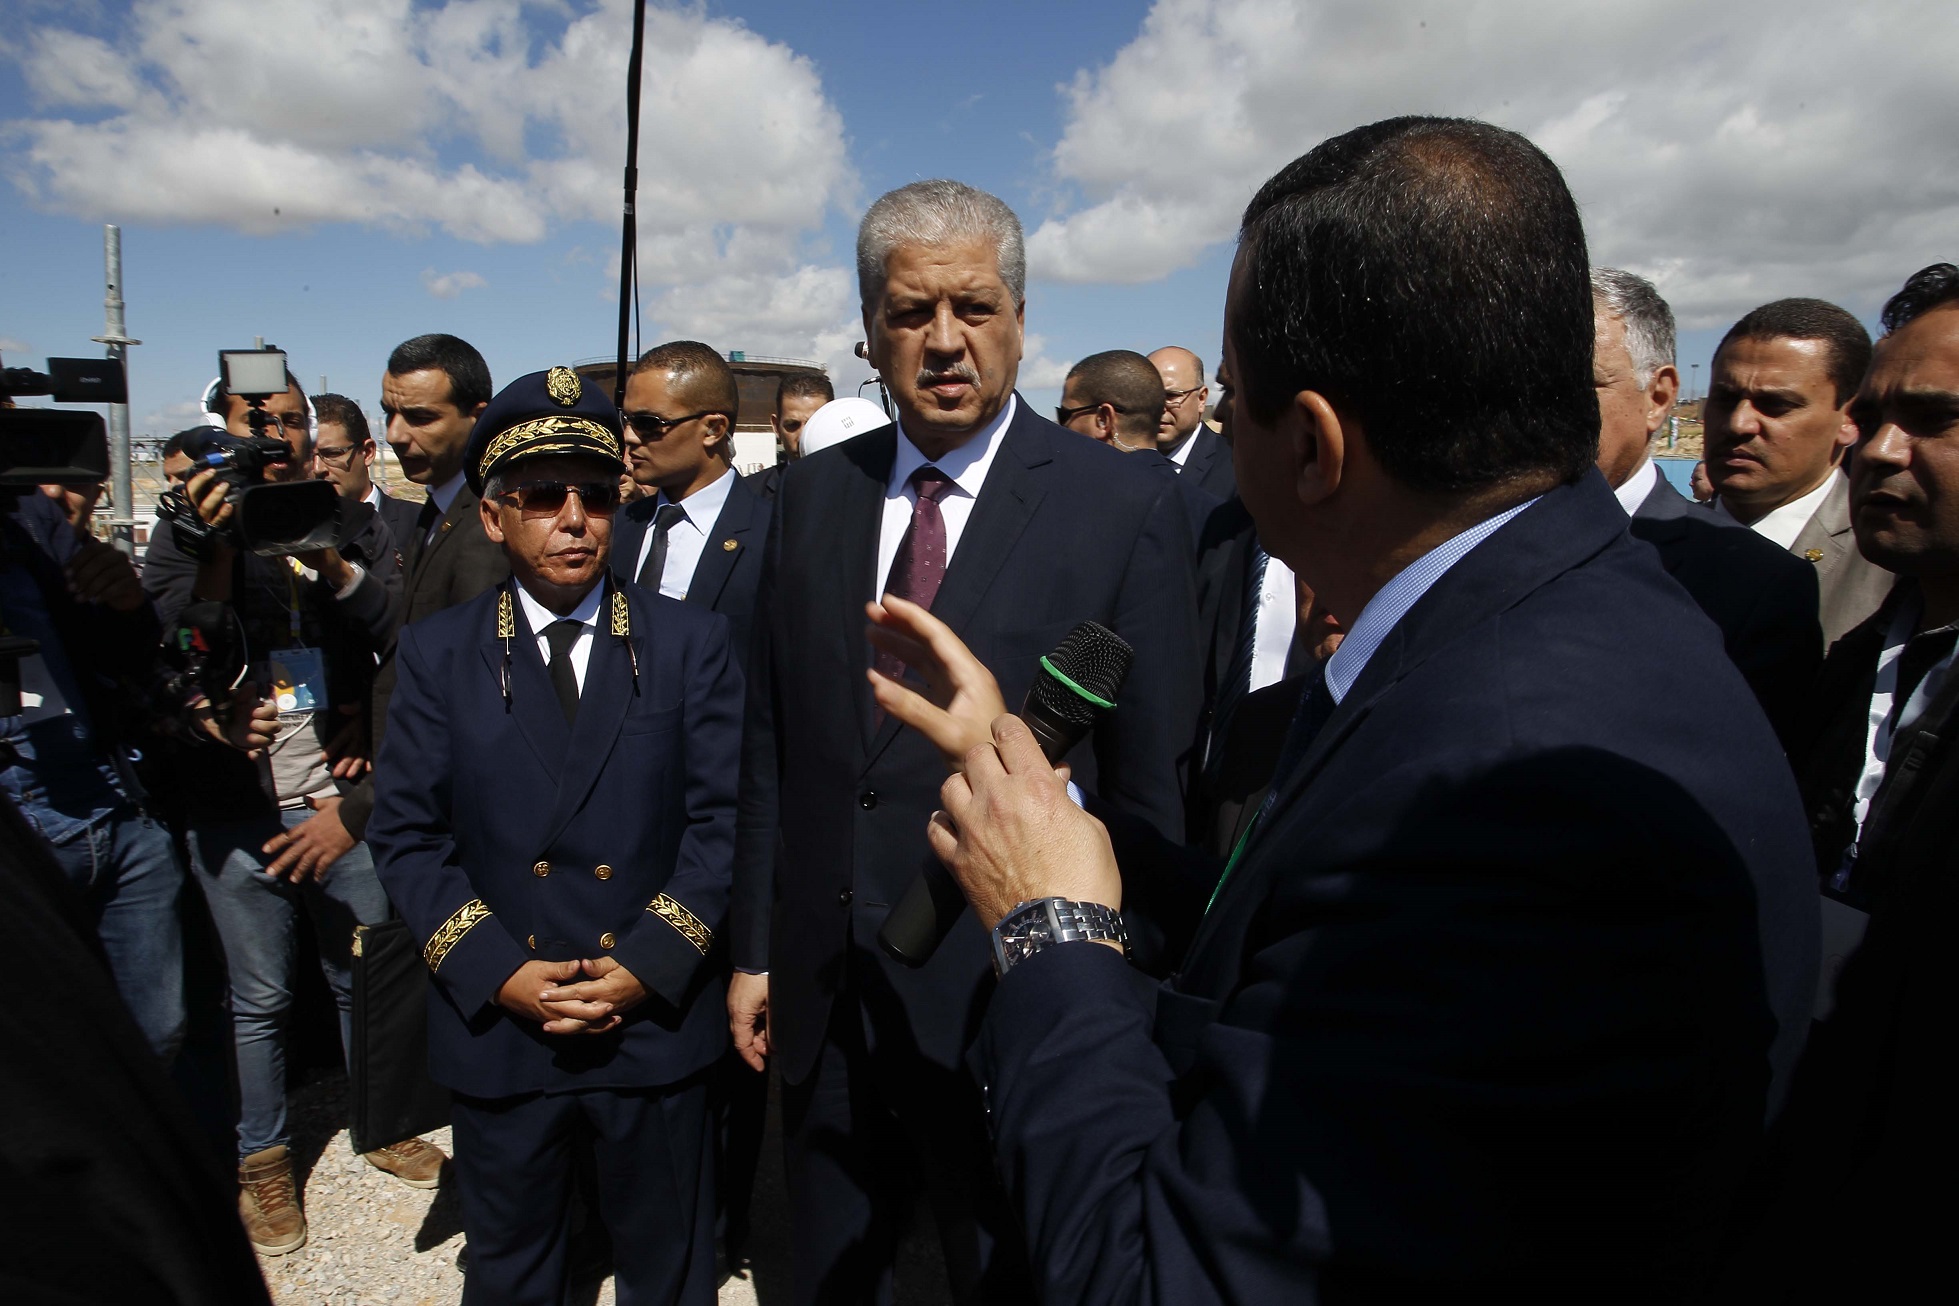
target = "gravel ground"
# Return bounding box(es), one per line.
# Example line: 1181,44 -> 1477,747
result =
256,1069 -> 948,1305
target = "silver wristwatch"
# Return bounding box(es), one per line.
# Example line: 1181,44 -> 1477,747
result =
990,897 -> 1130,977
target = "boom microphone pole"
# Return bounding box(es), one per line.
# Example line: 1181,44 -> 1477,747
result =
613,0 -> 649,411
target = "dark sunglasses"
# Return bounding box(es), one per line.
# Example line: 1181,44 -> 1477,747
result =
621,409 -> 727,439
1055,402 -> 1135,425
495,479 -> 622,517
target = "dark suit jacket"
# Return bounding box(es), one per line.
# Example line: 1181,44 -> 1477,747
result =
734,397 -> 1202,1084
609,469 -> 768,667
1136,448 -> 1222,550
370,486 -> 423,567
1728,585 -> 1959,1298
976,473 -> 1820,1302
367,579 -> 743,1098
341,482 -> 509,841
1631,474 -> 1822,749
1177,426 -> 1236,501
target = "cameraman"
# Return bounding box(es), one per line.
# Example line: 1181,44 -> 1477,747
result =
143,369 -> 431,1256
0,486 -> 186,1061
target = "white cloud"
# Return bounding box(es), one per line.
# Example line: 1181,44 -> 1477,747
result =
0,336 -> 31,357
1028,0 -> 1959,322
421,267 -> 488,299
5,0 -> 858,350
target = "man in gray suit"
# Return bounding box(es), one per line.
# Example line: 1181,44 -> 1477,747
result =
1704,298 -> 1893,645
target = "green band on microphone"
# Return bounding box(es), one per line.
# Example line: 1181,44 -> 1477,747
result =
1039,655 -> 1117,710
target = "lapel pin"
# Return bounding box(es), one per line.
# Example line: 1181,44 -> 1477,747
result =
441,520 -> 453,533
1805,548 -> 1823,562
722,538 -> 738,551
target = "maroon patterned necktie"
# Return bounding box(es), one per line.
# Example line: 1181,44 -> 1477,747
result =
875,467 -> 956,684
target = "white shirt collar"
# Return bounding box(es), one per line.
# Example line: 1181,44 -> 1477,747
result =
513,576 -> 605,636
427,468 -> 467,516
1612,458 -> 1659,517
1322,496 -> 1540,703
889,394 -> 1017,499
1165,425 -> 1200,467
656,462 -> 737,529
362,484 -> 383,509
1715,469 -> 1838,550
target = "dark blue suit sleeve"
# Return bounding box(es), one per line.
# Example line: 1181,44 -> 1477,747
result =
369,622 -> 530,1015
610,613 -> 744,1003
1096,479 -> 1202,838
730,483 -> 784,972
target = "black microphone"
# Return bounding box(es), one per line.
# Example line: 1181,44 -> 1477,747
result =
877,621 -> 1135,968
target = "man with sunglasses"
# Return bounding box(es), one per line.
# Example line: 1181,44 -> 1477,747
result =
371,366 -> 743,1306
1059,349 -> 1220,547
1150,345 -> 1237,500
613,341 -> 770,668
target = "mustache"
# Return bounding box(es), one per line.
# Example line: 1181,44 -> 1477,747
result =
916,363 -> 981,389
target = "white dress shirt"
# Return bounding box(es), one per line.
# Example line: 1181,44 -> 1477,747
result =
1166,426 -> 1199,469
633,465 -> 737,598
1715,470 -> 1838,550
514,580 -> 604,694
1323,497 -> 1539,703
425,468 -> 467,543
875,395 -> 1017,599
1612,458 -> 1660,517
1248,553 -> 1299,693
362,484 -> 384,510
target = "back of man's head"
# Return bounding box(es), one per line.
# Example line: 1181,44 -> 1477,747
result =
1590,268 -> 1676,385
386,333 -> 493,411
1716,299 -> 1871,405
1234,116 -> 1597,493
1065,351 -> 1168,444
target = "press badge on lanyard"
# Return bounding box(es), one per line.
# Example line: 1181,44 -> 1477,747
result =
267,561 -> 326,717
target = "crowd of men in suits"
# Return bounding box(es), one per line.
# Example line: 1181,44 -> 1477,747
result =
3,110 -> 1955,1305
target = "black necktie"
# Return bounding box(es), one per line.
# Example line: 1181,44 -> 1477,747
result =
543,619 -> 582,724
637,502 -> 688,590
405,496 -> 442,572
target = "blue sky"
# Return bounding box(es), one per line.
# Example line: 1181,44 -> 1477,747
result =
4,1 -> 1952,445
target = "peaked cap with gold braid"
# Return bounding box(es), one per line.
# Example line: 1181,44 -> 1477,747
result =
465,365 -> 626,495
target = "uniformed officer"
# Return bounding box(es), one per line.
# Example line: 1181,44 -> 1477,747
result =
368,366 -> 743,1305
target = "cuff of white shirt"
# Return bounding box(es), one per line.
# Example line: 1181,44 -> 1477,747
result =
332,562 -> 366,602
735,967 -> 768,976
1066,780 -> 1085,808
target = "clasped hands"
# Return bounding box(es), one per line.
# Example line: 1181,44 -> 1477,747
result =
865,596 -> 1122,933
500,957 -> 649,1035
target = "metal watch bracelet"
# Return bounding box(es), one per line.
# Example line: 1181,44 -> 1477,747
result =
990,897 -> 1130,977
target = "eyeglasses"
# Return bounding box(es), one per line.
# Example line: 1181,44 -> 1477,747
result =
312,444 -> 360,464
1055,402 -> 1137,425
494,480 -> 622,517
1163,385 -> 1204,406
621,410 -> 727,439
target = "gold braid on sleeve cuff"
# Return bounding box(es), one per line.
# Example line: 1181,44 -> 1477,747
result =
647,893 -> 712,956
424,899 -> 493,971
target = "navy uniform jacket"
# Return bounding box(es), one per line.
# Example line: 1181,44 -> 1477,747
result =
734,397 -> 1202,1084
976,474 -> 1819,1302
368,579 -> 743,1098
609,469 -> 768,669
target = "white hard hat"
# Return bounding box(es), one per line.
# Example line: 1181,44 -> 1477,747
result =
800,396 -> 892,456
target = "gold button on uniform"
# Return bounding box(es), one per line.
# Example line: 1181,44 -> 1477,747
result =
527,934 -> 537,950
599,932 -> 616,950
595,864 -> 613,881
722,538 -> 738,551
533,860 -> 550,877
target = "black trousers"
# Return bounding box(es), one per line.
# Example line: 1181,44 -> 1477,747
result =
782,978 -> 1033,1306
452,1079 -> 715,1306
714,1047 -> 769,1262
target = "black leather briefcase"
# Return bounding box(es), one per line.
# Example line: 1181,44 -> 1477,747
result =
348,918 -> 450,1154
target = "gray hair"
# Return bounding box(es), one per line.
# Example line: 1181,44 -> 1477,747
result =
856,180 -> 1026,307
1591,267 -> 1676,387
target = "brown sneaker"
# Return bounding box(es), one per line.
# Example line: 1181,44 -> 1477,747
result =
238,1144 -> 306,1256
363,1135 -> 448,1189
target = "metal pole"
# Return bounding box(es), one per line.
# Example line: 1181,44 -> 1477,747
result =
92,224 -> 141,555
613,0 -> 648,411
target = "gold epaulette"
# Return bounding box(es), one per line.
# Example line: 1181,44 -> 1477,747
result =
425,899 -> 493,971
647,893 -> 712,956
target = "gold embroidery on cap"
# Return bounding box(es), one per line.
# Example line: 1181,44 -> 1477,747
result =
546,366 -> 582,407
478,416 -> 622,478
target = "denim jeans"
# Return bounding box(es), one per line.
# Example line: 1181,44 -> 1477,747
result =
186,806 -> 390,1158
43,806 -> 187,1062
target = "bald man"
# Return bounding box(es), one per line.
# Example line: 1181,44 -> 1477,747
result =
1149,345 -> 1236,500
